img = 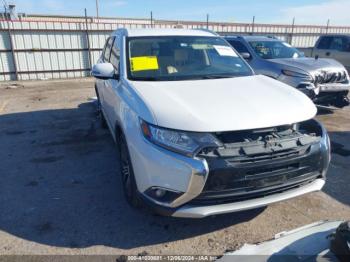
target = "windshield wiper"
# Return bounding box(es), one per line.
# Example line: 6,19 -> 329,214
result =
131,77 -> 161,81
131,75 -> 237,81
199,75 -> 236,79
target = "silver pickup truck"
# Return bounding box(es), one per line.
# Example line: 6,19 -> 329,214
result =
301,35 -> 350,73
226,36 -> 350,109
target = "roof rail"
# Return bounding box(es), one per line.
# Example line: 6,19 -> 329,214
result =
266,35 -> 278,39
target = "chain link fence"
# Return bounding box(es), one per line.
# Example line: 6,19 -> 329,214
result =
1,14 -> 350,81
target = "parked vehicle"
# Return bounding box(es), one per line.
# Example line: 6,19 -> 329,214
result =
92,28 -> 330,218
225,35 -> 350,108
301,35 -> 350,72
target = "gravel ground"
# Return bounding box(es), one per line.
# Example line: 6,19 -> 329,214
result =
0,78 -> 349,258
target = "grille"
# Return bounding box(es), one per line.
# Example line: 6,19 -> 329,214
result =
314,71 -> 348,85
189,175 -> 319,205
224,146 -> 309,164
202,158 -> 319,193
193,123 -> 324,206
193,144 -> 321,206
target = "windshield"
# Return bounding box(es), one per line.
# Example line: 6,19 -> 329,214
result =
127,36 -> 253,81
249,40 -> 305,59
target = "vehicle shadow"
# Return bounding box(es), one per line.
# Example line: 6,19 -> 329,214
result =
316,107 -> 334,115
0,101 -> 264,249
316,104 -> 350,206
322,131 -> 350,207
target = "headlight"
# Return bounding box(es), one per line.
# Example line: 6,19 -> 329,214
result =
282,69 -> 311,79
140,119 -> 222,157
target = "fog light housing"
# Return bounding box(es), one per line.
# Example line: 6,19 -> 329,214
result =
155,189 -> 166,198
145,187 -> 183,203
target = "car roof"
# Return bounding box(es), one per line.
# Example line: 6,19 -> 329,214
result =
112,28 -> 217,37
319,34 -> 350,38
225,35 -> 281,42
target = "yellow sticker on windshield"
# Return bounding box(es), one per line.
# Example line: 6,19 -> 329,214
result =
130,56 -> 159,72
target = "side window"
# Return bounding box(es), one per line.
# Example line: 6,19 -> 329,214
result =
344,37 -> 350,52
103,37 -> 115,61
317,36 -> 332,49
101,39 -> 109,59
330,37 -> 345,51
228,40 -> 250,54
110,38 -> 120,73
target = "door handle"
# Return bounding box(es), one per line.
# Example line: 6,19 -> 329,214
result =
326,52 -> 331,56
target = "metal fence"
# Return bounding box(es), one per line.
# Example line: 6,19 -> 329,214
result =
1,14 -> 350,81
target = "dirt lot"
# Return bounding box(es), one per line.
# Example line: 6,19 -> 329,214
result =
0,78 -> 349,257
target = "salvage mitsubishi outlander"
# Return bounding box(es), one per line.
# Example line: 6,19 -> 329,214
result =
91,28 -> 331,218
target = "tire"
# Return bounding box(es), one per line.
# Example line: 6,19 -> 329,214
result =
95,87 -> 108,129
118,132 -> 142,208
334,94 -> 350,108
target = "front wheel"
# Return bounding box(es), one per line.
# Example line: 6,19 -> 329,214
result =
119,133 -> 142,208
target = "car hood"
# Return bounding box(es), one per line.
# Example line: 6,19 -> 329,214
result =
269,57 -> 346,72
130,75 -> 317,132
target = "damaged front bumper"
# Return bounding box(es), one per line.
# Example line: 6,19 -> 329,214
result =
318,83 -> 350,92
313,72 -> 350,108
314,86 -> 350,109
172,179 -> 325,218
140,120 -> 330,218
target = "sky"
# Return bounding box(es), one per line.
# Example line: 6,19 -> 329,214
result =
4,0 -> 350,26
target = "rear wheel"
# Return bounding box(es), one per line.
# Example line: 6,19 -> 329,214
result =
119,132 -> 142,208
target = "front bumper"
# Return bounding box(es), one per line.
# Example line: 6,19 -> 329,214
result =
314,88 -> 350,108
135,121 -> 330,218
312,73 -> 350,107
318,83 -> 350,93
172,179 -> 325,218
140,178 -> 325,218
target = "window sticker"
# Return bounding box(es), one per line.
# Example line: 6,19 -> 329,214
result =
130,56 -> 159,72
213,45 -> 238,57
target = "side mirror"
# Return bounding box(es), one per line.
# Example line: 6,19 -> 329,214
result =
91,63 -> 117,80
240,52 -> 251,60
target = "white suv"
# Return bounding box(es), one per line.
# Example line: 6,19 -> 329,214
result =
92,28 -> 330,218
